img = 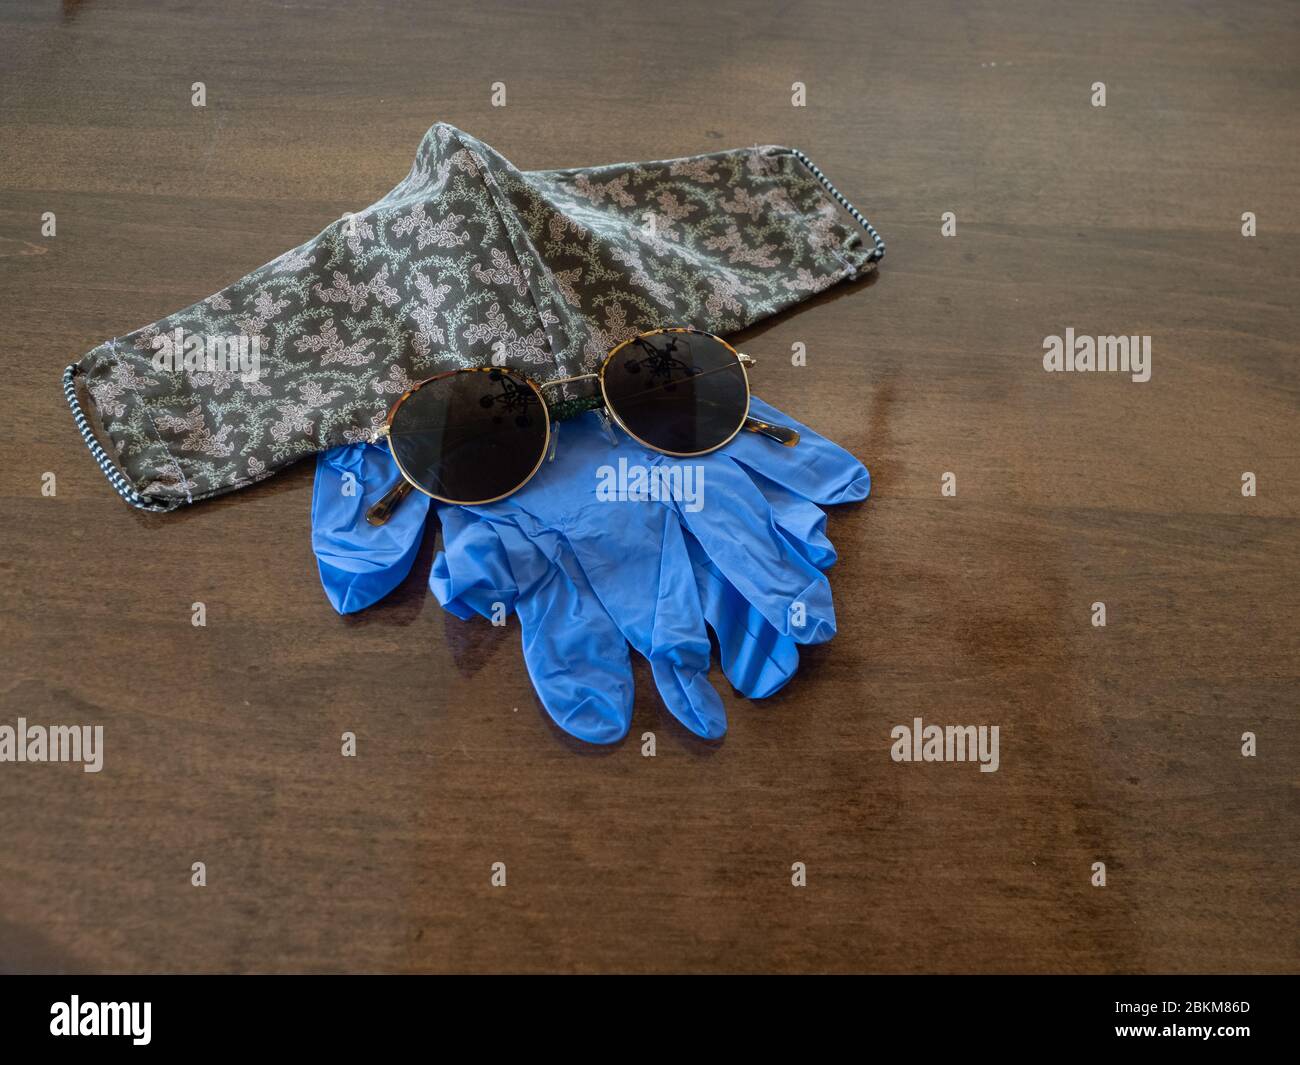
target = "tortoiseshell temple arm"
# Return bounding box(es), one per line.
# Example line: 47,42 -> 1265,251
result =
742,416 -> 800,447
366,478 -> 413,526
734,353 -> 797,444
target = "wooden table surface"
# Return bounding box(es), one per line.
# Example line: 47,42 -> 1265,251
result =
1,0 -> 1295,974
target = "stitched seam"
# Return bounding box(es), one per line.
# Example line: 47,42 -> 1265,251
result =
451,129 -> 570,378
789,148 -> 886,262
110,337 -> 195,505
755,147 -> 858,280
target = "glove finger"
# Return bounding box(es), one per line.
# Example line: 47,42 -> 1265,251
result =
675,457 -> 836,645
488,521 -> 635,745
312,444 -> 431,614
746,467 -> 837,571
679,449 -> 844,697
646,519 -> 728,739
567,508 -> 727,740
683,529 -> 799,699
729,395 -> 870,505
430,505 -> 519,621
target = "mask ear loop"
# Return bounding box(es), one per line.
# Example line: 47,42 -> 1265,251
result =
62,364 -> 177,512
789,148 -> 887,263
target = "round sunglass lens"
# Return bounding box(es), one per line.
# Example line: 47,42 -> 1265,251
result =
602,331 -> 747,454
389,368 -> 548,504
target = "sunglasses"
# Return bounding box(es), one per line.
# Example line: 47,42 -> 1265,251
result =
365,327 -> 799,525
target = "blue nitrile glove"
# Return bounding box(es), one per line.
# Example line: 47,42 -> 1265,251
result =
312,441 -> 432,613
428,396 -> 869,742
433,494 -> 721,741
310,396 -> 868,743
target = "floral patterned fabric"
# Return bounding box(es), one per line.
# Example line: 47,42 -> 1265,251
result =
72,123 -> 879,509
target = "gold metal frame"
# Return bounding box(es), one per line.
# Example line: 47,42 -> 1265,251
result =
366,327 -> 795,524
378,365 -> 552,508
597,326 -> 751,458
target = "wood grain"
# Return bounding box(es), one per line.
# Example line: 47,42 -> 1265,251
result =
0,0 -> 1295,973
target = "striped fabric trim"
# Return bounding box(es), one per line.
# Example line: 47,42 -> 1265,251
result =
791,148 -> 886,263
62,364 -> 174,512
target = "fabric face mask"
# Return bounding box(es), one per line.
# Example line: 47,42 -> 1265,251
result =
63,122 -> 884,511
